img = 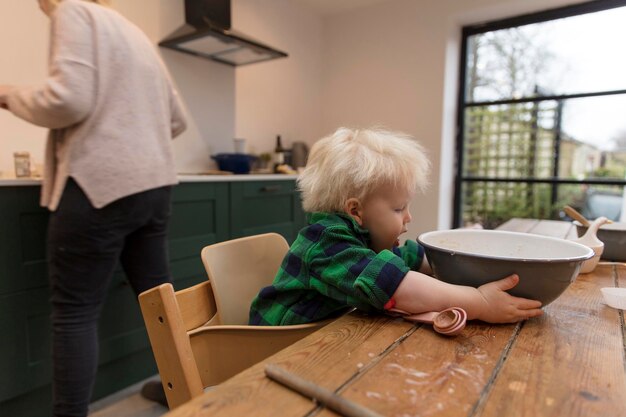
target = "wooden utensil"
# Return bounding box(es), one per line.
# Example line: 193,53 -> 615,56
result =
564,205 -> 612,227
265,364 -> 383,417
564,205 -> 590,227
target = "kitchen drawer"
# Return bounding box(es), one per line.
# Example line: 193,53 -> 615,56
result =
238,180 -> 296,197
229,180 -> 306,242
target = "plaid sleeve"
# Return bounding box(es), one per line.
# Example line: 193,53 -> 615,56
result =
392,239 -> 425,271
307,226 -> 409,311
249,215 -> 420,326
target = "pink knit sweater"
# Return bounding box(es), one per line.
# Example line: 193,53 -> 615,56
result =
6,0 -> 186,209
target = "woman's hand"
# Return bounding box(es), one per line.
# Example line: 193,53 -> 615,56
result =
475,274 -> 543,323
0,85 -> 12,110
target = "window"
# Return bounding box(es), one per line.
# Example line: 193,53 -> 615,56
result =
454,0 -> 626,228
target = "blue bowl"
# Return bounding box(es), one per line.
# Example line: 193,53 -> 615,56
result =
211,153 -> 257,174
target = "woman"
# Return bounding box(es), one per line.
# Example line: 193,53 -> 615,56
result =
0,1 -> 186,415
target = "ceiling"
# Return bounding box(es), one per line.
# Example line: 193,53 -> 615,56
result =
292,0 -> 390,16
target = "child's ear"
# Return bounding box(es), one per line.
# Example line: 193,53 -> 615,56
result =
344,198 -> 364,226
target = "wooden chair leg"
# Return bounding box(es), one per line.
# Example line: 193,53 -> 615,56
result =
139,284 -> 204,409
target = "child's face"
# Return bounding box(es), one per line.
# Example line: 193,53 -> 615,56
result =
358,186 -> 413,253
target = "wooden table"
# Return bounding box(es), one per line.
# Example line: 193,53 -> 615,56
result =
165,219 -> 626,417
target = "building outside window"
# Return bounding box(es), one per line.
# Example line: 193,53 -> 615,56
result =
454,0 -> 626,229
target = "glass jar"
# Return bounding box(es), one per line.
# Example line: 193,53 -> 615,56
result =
14,151 -> 31,178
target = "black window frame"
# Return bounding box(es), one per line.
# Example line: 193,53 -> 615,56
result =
453,0 -> 626,228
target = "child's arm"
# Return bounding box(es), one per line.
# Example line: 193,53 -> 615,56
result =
392,271 -> 543,323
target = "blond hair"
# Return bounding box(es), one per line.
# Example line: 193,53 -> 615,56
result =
44,0 -> 111,11
298,127 -> 430,213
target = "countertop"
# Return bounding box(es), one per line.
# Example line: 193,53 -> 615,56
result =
0,174 -> 298,187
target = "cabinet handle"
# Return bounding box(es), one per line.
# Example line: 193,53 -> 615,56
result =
260,185 -> 282,193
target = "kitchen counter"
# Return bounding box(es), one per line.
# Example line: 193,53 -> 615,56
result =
0,177 -> 42,186
0,174 -> 298,186
178,174 -> 298,182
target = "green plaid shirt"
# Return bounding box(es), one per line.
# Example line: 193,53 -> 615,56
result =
249,212 -> 425,325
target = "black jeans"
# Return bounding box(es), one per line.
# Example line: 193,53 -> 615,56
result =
47,179 -> 172,417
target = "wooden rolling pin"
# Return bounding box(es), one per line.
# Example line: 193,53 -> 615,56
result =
265,364 -> 383,417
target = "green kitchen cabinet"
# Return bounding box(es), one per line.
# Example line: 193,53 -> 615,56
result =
0,186 -> 49,295
168,181 -> 230,289
0,178 -> 302,416
229,179 -> 306,242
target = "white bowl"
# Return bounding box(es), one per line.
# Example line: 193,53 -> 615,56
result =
601,287 -> 626,310
418,229 -> 594,305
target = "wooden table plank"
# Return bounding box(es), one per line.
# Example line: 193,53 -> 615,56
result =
164,313 -> 414,417
564,224 -> 578,240
526,219 -> 574,239
496,218 -> 539,233
616,264 -> 626,381
497,218 -> 577,240
316,322 -> 520,417
476,264 -> 626,417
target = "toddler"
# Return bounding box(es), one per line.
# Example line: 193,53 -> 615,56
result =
249,127 -> 542,325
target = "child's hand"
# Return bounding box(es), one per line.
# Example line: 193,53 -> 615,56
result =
475,274 -> 543,323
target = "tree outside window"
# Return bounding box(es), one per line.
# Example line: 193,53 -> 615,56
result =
455,1 -> 626,229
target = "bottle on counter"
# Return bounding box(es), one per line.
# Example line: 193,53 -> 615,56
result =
273,135 -> 285,172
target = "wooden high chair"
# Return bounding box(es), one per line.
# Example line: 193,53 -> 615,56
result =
139,233 -> 331,409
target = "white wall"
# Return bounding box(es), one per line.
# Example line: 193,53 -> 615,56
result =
2,0 -> 592,234
319,0 -> 587,236
233,0 -> 324,155
0,0 -> 49,177
0,0 -> 235,177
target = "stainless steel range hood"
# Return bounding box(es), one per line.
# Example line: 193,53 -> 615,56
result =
159,0 -> 288,66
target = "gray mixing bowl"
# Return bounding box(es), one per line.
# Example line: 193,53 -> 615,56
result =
574,221 -> 626,262
418,229 -> 594,306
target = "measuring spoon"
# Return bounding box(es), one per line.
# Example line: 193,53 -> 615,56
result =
388,307 -> 467,336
